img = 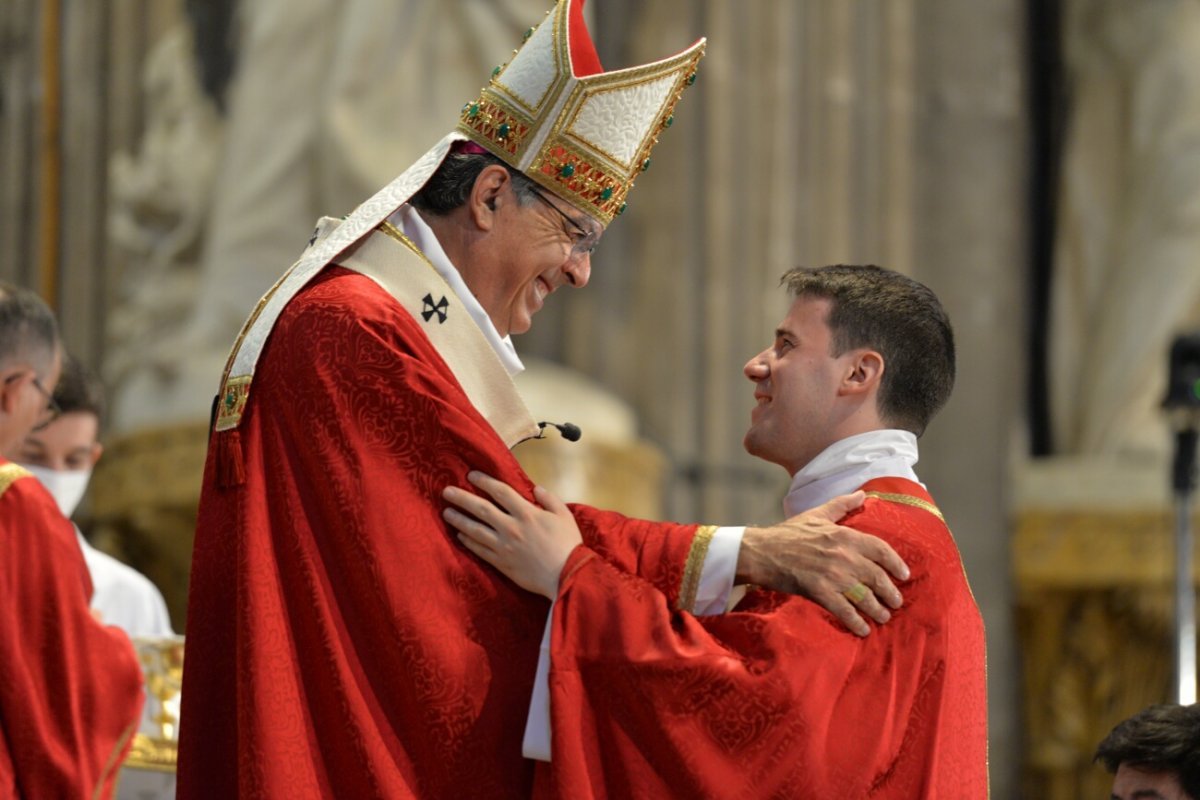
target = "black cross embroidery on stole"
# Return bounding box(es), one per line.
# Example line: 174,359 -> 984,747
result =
421,294 -> 449,324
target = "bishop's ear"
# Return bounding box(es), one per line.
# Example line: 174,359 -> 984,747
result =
468,165 -> 511,231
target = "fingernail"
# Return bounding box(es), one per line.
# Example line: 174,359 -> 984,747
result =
854,624 -> 870,638
899,566 -> 911,581
467,471 -> 481,482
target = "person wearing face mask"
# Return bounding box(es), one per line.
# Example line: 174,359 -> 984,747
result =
0,282 -> 143,799
8,354 -> 174,638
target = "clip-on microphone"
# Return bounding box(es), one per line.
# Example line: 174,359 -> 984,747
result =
537,421 -> 582,442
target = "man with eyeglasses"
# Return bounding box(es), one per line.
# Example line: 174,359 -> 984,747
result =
0,282 -> 143,798
181,2 -> 908,796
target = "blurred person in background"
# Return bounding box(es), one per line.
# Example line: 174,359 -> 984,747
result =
0,282 -> 142,798
6,353 -> 173,637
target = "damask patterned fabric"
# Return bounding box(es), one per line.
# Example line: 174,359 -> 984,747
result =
542,476 -> 988,799
178,268 -> 701,798
0,461 -> 143,799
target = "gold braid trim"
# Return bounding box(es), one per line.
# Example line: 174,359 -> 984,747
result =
0,463 -> 31,497
377,220 -> 423,257
865,491 -> 945,524
93,720 -> 139,799
676,525 -> 717,611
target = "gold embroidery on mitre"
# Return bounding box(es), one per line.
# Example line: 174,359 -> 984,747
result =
458,95 -> 534,161
0,462 -> 31,497
215,375 -> 252,431
457,0 -> 705,226
865,491 -> 946,524
677,524 -> 718,611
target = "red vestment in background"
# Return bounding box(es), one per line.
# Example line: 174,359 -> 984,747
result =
542,477 -> 988,799
178,269 -> 701,798
0,461 -> 143,799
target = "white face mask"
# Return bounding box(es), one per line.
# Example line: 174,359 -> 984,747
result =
22,464 -> 92,518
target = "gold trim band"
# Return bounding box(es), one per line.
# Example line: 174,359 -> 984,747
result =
677,524 -> 717,611
0,462 -> 31,497
865,491 -> 946,523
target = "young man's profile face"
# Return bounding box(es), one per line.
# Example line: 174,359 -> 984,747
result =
1111,764 -> 1191,800
741,295 -> 853,475
13,410 -> 101,472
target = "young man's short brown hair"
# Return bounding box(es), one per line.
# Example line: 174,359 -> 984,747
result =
781,265 -> 955,436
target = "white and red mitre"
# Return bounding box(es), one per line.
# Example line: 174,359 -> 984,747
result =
458,0 -> 705,226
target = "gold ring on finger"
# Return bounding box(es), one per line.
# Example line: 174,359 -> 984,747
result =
842,582 -> 870,604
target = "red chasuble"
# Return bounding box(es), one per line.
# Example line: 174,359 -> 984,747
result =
178,268 -> 701,798
0,461 -> 143,799
541,476 -> 988,799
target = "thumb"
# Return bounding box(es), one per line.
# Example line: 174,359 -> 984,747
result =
811,490 -> 866,521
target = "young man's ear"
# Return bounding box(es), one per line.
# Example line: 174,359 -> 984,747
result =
89,442 -> 103,469
468,165 -> 511,231
841,350 -> 884,396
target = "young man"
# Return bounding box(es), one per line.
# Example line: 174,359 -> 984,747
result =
445,265 -> 988,796
180,3 -> 910,796
0,283 -> 143,798
1096,703 -> 1200,800
7,354 -> 173,638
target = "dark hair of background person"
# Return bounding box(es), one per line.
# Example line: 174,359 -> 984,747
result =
1094,703 -> 1200,798
51,354 -> 107,432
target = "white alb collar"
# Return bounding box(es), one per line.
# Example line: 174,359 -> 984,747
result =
394,204 -> 525,377
782,429 -> 922,517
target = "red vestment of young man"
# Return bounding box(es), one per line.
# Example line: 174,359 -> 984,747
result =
178,268 -> 702,798
541,477 -> 988,799
0,461 -> 143,799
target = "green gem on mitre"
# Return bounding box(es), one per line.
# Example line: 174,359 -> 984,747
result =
559,163 -> 575,178
641,158 -> 651,172
599,186 -> 613,201
491,65 -> 503,78
467,103 -> 481,118
617,202 -> 628,216
686,72 -> 697,86
523,26 -> 535,41
497,123 -> 511,139
664,115 -> 674,128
